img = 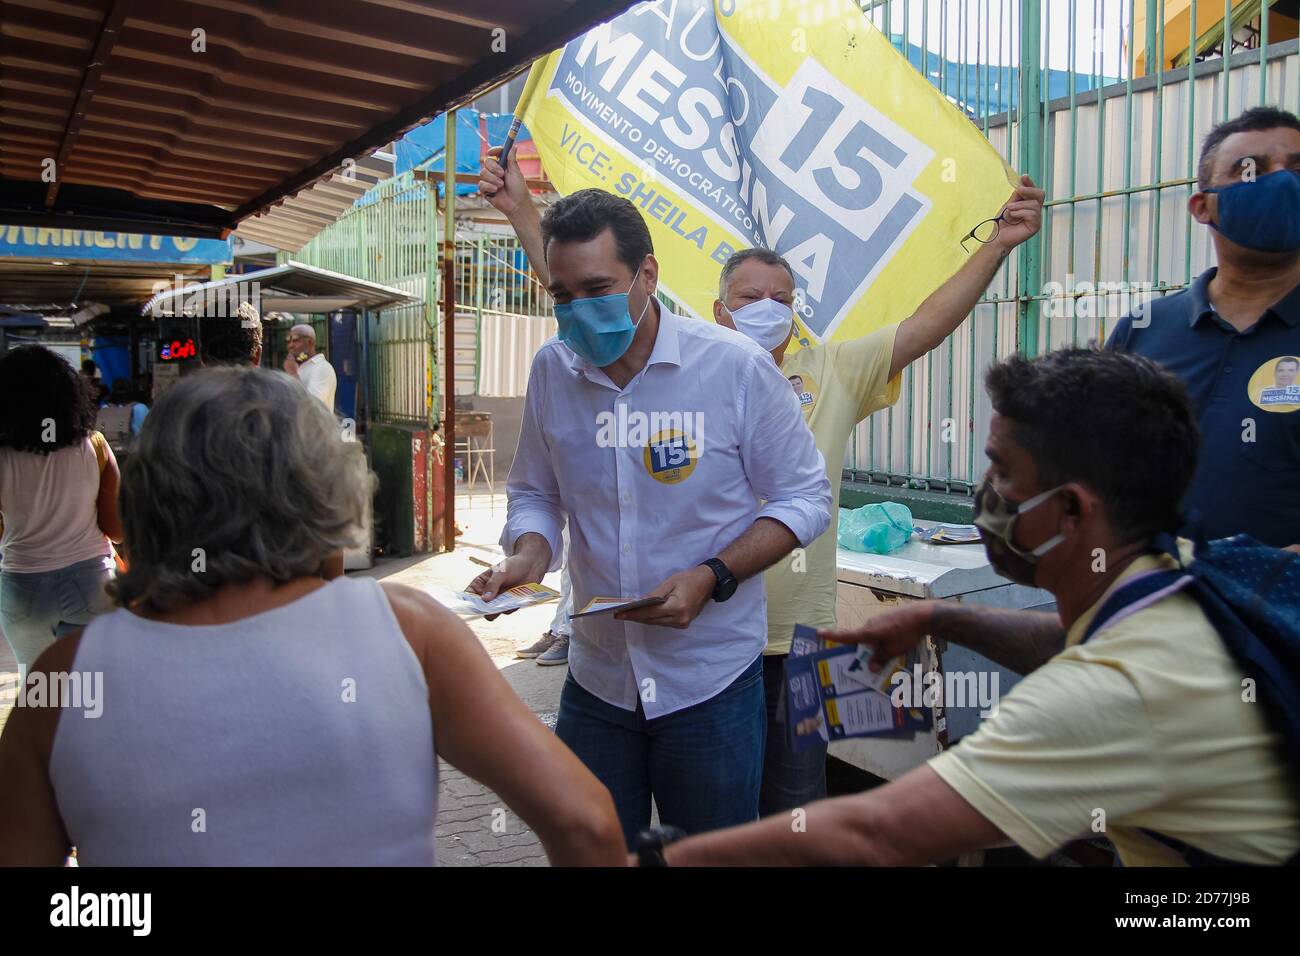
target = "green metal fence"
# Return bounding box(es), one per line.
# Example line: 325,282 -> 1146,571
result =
848,0 -> 1299,496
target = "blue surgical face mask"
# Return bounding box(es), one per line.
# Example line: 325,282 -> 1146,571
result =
1204,169 -> 1300,253
554,266 -> 649,367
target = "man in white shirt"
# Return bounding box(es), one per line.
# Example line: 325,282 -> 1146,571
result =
467,188 -> 831,846
282,324 -> 336,412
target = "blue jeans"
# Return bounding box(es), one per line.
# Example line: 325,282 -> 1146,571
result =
556,655 -> 766,848
0,556 -> 113,673
759,653 -> 827,816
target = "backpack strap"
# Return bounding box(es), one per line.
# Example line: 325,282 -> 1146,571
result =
1081,568 -> 1194,644
1136,828 -> 1291,867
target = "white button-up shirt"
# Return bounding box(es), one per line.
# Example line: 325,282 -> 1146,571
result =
298,353 -> 337,411
502,308 -> 831,718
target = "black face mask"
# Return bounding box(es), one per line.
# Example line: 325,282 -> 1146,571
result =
972,479 -> 1066,587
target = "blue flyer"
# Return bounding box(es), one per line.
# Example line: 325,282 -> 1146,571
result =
784,626 -> 933,752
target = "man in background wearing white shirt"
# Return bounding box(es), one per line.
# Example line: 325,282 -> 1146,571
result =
467,188 -> 831,846
282,324 -> 336,412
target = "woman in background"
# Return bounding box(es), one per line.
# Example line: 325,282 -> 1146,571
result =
0,346 -> 121,673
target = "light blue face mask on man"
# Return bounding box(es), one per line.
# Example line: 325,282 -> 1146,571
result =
554,266 -> 649,367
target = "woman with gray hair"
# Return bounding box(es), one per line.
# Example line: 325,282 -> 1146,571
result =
0,367 -> 623,866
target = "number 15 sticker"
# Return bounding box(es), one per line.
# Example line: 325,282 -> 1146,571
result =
644,431 -> 699,484
750,58 -> 932,241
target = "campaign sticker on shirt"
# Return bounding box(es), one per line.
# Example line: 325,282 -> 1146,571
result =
643,430 -> 699,484
786,371 -> 819,418
1248,356 -> 1300,413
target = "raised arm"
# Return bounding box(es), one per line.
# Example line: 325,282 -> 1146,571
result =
479,147 -> 549,288
888,175 -> 1044,380
384,583 -> 624,865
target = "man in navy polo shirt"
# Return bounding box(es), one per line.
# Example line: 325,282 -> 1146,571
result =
1108,107 -> 1300,549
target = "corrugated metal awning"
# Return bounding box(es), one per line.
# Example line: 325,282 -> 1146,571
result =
233,153 -> 394,252
0,0 -> 635,241
143,260 -> 420,314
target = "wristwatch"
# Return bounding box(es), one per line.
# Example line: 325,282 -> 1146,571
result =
635,825 -> 687,867
700,557 -> 738,602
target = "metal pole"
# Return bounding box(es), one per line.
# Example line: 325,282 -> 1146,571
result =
1017,0 -> 1043,356
425,158 -> 437,552
1146,0 -> 1159,77
442,110 -> 457,553
361,307 -> 371,446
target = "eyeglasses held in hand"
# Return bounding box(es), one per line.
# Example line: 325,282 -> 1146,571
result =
960,213 -> 1007,254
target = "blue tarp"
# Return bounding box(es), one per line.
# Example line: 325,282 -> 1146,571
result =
92,336 -> 131,390
389,108 -> 532,200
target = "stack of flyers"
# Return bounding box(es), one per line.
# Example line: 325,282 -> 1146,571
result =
569,595 -> 667,619
913,522 -> 982,545
784,625 -> 932,751
430,582 -> 560,620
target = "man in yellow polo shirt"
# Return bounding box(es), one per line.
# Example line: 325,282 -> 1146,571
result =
713,177 -> 1044,814
650,348 -> 1300,867
480,147 -> 1044,814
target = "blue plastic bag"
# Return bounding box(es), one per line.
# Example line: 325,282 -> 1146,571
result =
837,502 -> 914,554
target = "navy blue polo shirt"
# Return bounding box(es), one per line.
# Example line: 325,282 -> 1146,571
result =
1107,268 -> 1300,547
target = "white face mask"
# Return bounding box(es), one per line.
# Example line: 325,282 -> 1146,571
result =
724,297 -> 794,352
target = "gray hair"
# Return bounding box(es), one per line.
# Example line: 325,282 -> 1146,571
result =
109,367 -> 374,613
718,247 -> 796,301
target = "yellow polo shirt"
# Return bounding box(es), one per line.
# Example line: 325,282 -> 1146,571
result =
928,550 -> 1300,865
764,326 -> 901,654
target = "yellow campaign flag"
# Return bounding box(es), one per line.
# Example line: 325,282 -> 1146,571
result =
523,0 -> 1015,351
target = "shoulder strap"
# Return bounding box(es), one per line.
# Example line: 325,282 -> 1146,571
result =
1081,568 -> 1193,644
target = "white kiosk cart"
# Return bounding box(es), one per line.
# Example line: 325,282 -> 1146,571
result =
830,540 -> 1054,781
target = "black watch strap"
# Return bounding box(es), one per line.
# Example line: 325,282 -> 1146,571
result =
635,825 -> 687,867
700,557 -> 738,602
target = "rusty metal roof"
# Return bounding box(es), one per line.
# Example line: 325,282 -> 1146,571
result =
0,0 -> 634,242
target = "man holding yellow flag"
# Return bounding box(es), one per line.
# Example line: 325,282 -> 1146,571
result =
480,150 -> 1042,815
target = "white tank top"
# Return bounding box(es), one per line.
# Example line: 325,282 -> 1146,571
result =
0,437 -> 112,573
50,575 -> 438,865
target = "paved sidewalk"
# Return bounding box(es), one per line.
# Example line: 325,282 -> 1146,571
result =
432,660 -> 565,867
